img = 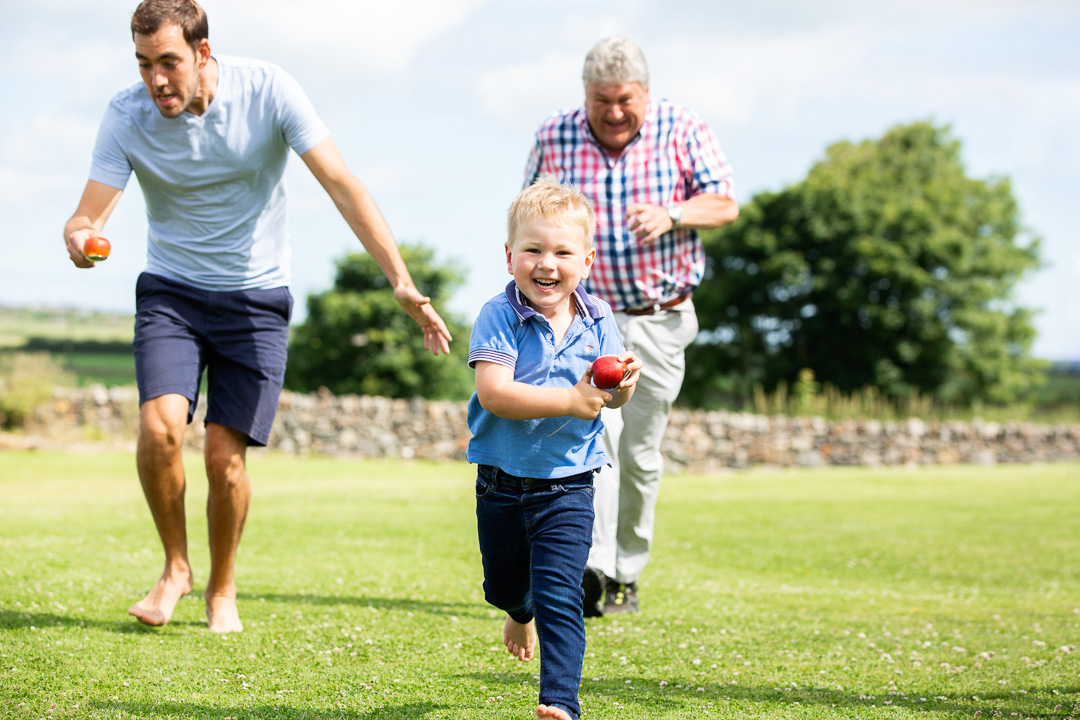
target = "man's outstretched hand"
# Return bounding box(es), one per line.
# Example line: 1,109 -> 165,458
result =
394,285 -> 453,356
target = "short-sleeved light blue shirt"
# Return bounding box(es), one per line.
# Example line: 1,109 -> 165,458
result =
89,56 -> 330,291
466,281 -> 626,479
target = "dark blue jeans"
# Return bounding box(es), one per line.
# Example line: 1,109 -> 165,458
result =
475,464 -> 595,720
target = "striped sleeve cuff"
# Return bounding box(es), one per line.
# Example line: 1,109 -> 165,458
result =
468,349 -> 516,370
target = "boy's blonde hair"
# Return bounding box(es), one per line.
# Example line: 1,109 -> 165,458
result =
508,174 -> 596,249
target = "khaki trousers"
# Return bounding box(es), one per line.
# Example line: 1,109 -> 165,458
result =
589,299 -> 698,584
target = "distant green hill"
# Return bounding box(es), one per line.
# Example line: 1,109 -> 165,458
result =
0,305 -> 134,347
0,306 -> 135,387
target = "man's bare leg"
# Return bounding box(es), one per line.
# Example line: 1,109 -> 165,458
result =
203,423 -> 250,633
128,394 -> 195,626
536,705 -> 573,719
503,616 -> 536,661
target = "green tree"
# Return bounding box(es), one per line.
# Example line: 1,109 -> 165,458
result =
685,122 -> 1043,409
285,244 -> 473,400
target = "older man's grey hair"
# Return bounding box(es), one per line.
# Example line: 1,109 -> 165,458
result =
582,36 -> 649,89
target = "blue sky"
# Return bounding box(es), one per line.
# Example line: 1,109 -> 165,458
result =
3,0 -> 1078,360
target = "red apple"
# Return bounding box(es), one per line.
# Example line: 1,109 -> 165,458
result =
591,355 -> 629,390
84,236 -> 111,262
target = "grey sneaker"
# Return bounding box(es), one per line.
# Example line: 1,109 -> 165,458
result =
604,579 -> 639,614
582,566 -> 606,618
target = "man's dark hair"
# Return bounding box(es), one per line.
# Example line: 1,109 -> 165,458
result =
131,0 -> 208,50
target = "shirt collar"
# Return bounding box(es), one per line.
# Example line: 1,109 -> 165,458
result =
504,281 -> 606,323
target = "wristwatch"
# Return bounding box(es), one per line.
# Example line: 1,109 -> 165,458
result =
666,204 -> 683,229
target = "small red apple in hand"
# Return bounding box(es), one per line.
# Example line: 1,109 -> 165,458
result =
83,236 -> 111,262
591,355 -> 629,390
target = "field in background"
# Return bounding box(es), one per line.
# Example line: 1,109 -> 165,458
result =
0,306 -> 134,346
2,453 -> 1078,719
0,306 -> 136,387
2,306 -> 1079,419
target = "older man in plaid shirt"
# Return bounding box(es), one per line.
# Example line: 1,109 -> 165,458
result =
524,36 -> 739,617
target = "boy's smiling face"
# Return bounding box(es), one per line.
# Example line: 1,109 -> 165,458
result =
506,216 -> 595,320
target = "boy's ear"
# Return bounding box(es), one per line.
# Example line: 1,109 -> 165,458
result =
582,246 -> 596,279
505,242 -> 514,275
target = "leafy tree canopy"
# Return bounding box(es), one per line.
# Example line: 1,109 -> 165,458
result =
285,244 -> 474,400
685,122 -> 1043,408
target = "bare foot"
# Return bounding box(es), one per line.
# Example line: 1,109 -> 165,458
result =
128,565 -> 194,626
503,616 -> 536,661
205,592 -> 243,633
537,705 -> 573,719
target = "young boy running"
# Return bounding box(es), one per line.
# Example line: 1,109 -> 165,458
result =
467,175 -> 642,720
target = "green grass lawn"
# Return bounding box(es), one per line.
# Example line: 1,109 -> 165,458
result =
1,454 -> 1078,719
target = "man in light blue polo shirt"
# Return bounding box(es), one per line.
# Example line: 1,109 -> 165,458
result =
62,0 -> 452,633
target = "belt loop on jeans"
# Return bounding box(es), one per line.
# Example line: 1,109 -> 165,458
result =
623,291 -> 692,316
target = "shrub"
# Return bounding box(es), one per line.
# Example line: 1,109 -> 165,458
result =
0,351 -> 75,429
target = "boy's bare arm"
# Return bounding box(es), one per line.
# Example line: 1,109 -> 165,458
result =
475,362 -> 610,421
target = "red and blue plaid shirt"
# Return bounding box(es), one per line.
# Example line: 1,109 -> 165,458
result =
524,99 -> 735,312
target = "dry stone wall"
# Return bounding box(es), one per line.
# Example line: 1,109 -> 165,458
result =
18,386 -> 1080,471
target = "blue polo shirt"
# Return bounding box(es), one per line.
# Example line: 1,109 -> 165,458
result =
466,281 -> 625,479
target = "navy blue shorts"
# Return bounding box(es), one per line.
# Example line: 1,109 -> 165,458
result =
133,272 -> 293,447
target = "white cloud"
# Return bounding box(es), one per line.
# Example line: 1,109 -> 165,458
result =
0,36 -> 127,83
471,24 -> 874,132
214,0 -> 488,74
2,112 -> 98,166
0,112 -> 99,208
475,51 -> 582,125
1009,80 -> 1080,169
653,28 -> 872,129
712,0 -> 1080,32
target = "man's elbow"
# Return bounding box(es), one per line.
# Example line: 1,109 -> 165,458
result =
721,200 -> 739,226
699,196 -> 739,230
